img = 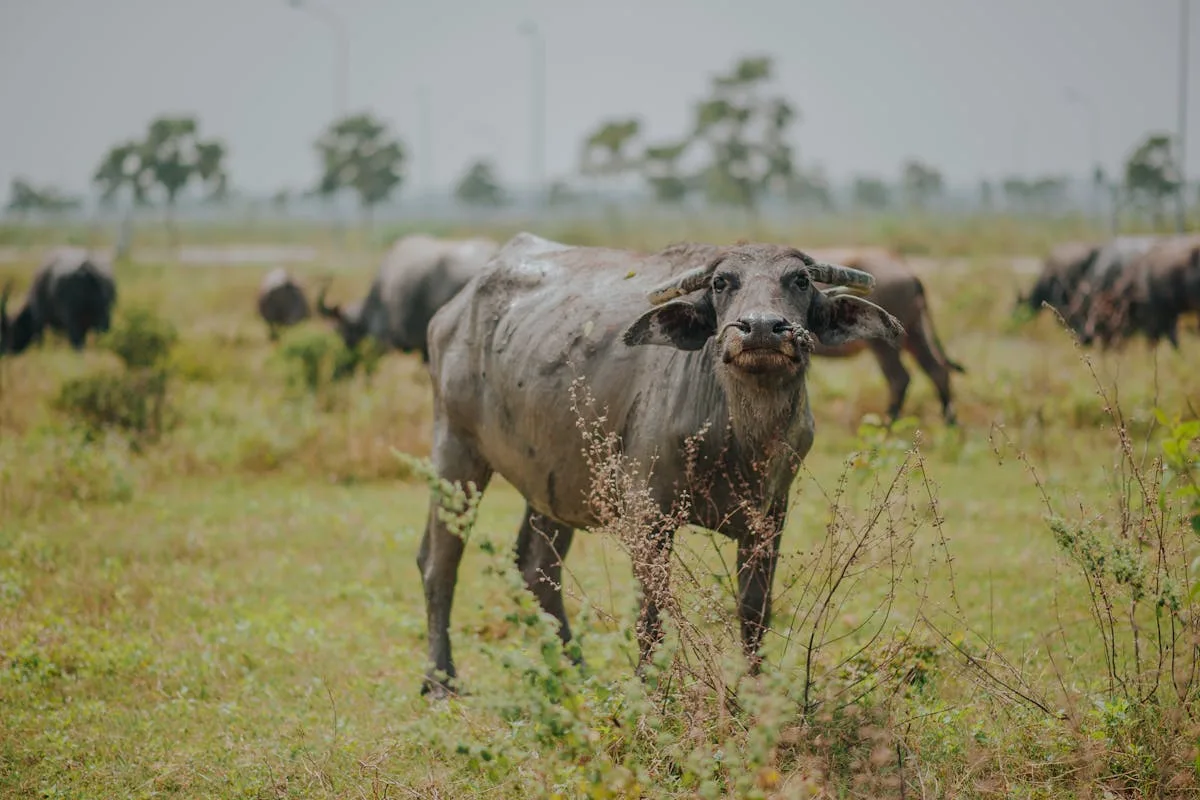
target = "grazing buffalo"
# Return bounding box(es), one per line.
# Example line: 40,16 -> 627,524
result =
257,267 -> 311,341
806,247 -> 965,424
1,248 -> 117,355
1069,236 -> 1160,343
317,233 -> 498,360
417,233 -> 903,696
1017,240 -> 1100,322
1094,235 -> 1200,349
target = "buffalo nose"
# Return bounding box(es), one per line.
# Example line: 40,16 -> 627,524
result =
735,314 -> 790,342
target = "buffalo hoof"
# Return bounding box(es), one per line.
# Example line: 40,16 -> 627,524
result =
421,674 -> 463,700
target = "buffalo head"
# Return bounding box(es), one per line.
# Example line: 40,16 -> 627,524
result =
623,245 -> 902,387
0,281 -> 34,356
316,280 -> 368,349
0,281 -> 10,353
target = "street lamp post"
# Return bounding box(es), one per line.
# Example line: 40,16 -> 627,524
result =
289,0 -> 349,120
1063,87 -> 1101,224
518,21 -> 546,209
1177,0 -> 1191,233
419,86 -> 433,214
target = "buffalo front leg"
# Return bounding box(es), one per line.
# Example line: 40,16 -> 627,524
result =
737,523 -> 782,675
416,423 -> 493,698
633,527 -> 676,677
513,506 -> 578,654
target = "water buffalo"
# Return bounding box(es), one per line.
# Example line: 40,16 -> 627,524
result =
317,233 -> 498,360
417,233 -> 903,696
806,247 -> 965,424
1,248 -> 117,355
1094,235 -> 1200,349
1017,240 -> 1100,322
257,267 -> 311,341
1068,236 -> 1160,343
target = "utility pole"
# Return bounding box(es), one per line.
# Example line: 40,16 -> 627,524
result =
419,86 -> 433,215
518,21 -> 546,209
288,0 -> 349,120
1177,0 -> 1191,232
1064,88 -> 1101,224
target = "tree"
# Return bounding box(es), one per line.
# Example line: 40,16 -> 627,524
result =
140,116 -> 227,241
94,117 -> 228,247
93,141 -> 149,207
547,179 -> 580,207
5,179 -> 81,218
1123,132 -> 1180,228
455,159 -> 507,207
580,118 -> 642,180
1002,177 -> 1031,213
641,140 -> 692,206
852,176 -> 891,211
979,179 -> 994,212
901,159 -> 943,211
787,166 -> 834,212
314,113 -> 406,227
691,55 -> 797,214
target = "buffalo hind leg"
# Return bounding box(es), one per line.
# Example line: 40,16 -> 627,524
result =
907,331 -> 958,424
737,521 -> 782,675
634,527 -> 676,677
514,506 -> 578,657
869,341 -> 911,423
417,423 -> 493,698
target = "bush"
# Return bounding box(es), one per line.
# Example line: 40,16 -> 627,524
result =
277,328 -> 382,397
54,369 -> 170,441
53,306 -> 178,443
100,306 -> 178,370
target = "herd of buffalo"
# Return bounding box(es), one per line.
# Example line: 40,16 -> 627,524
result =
2,231 -> 1198,695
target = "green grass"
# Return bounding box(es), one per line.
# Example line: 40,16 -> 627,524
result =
1,221 -> 1199,798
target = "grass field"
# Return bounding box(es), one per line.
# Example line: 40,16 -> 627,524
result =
2,221 -> 1199,798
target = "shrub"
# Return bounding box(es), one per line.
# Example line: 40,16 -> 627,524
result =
277,328 -> 383,397
53,306 -> 178,443
100,306 -> 178,370
54,369 -> 170,441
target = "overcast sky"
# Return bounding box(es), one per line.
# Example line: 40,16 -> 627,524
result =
1,0 -> 1196,197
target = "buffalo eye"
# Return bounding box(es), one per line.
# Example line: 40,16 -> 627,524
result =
791,271 -> 811,291
712,275 -> 729,293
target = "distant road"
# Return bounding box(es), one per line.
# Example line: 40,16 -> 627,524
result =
0,244 -> 321,266
0,245 -> 1047,276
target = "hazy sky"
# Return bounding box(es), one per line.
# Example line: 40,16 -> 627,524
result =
1,0 -> 1196,197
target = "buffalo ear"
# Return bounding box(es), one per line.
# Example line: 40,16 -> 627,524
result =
808,293 -> 904,348
623,296 -> 716,351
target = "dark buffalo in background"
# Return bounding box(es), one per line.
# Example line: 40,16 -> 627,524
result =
807,247 -> 965,424
1091,234 -> 1200,349
1017,240 -> 1100,322
256,267 -> 311,341
1067,235 -> 1160,343
317,233 -> 498,361
1,248 -> 117,356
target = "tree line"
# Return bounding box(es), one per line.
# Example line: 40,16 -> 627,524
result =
4,55 -> 1191,227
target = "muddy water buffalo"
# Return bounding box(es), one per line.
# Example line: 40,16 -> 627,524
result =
1,248 -> 117,355
257,268 -> 311,340
1094,235 -> 1200,349
317,233 -> 498,360
1068,236 -> 1160,343
417,233 -> 903,696
1017,240 -> 1100,321
805,247 -> 964,424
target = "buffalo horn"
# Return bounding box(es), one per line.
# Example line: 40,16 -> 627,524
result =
0,281 -> 11,329
315,280 -> 341,320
